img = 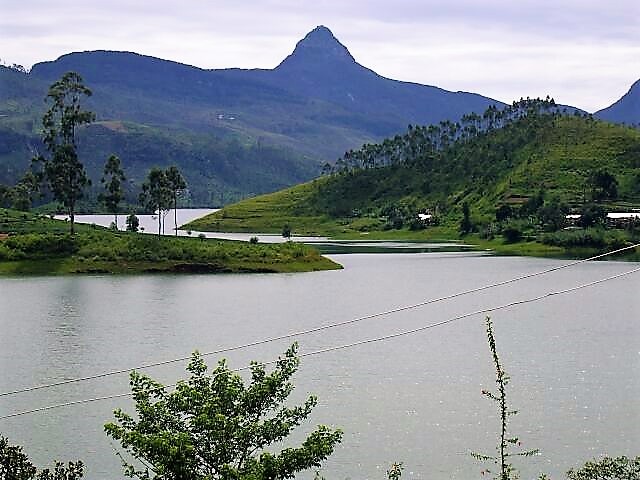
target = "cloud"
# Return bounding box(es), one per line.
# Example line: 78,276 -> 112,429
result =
1,0 -> 638,111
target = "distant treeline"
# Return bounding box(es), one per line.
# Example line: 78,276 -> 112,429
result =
324,97 -> 569,174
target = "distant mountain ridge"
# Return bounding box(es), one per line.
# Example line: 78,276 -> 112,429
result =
595,79 -> 640,125
0,26 -> 637,206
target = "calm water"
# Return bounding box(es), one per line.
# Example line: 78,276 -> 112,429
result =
0,254 -> 638,480
55,209 -> 331,244
56,210 -> 471,252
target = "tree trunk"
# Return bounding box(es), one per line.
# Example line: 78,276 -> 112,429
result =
69,206 -> 75,235
174,196 -> 178,236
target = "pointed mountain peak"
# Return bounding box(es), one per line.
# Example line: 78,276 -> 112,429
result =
300,25 -> 340,46
276,26 -> 355,70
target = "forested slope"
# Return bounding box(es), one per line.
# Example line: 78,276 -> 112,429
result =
187,100 -> 640,238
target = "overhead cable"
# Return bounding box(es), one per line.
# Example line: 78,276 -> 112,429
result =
1,242 -> 637,399
1,264 -> 638,421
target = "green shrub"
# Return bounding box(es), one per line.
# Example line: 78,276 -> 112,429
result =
4,234 -> 79,258
541,228 -> 629,249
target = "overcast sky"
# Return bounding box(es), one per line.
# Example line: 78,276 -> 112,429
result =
1,0 -> 638,112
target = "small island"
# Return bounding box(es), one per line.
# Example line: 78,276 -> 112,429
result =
0,208 -> 341,275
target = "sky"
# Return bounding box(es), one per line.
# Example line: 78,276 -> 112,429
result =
1,0 -> 639,112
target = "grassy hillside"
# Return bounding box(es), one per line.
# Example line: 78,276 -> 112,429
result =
0,209 -> 341,275
185,110 -> 640,254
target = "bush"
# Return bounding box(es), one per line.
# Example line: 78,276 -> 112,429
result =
501,219 -> 531,243
408,218 -> 425,231
4,234 -> 79,258
541,228 -> 629,249
502,224 -> 523,243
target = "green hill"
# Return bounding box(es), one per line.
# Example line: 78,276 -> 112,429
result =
186,102 -> 640,253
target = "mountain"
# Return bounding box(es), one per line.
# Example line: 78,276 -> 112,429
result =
268,26 -> 499,124
1,26 -> 506,205
595,79 -> 640,125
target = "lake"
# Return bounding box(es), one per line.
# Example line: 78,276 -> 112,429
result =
55,209 -> 472,253
54,209 -> 331,244
0,252 -> 638,479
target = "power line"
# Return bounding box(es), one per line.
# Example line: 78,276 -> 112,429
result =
1,264 -> 638,421
0,242 -> 637,399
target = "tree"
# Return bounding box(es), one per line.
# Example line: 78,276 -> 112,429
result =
578,204 -> 607,228
0,436 -> 35,480
126,213 -> 140,232
165,166 -> 186,236
471,317 -> 538,480
282,223 -> 292,240
105,343 -> 342,480
99,155 -> 126,228
35,72 -> 95,234
460,202 -> 473,235
589,169 -> 618,201
139,168 -> 171,238
0,184 -> 8,208
8,183 -> 33,212
539,199 -> 569,232
7,170 -> 42,211
519,191 -> 544,219
0,435 -> 84,480
495,205 -> 513,223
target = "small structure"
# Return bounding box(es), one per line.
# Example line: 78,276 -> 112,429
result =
565,212 -> 640,228
606,212 -> 640,228
416,213 -> 434,225
565,214 -> 581,226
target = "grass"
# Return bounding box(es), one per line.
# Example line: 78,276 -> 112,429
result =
184,180 -> 336,235
0,208 -> 342,275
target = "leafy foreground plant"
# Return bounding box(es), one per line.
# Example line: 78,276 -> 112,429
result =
471,317 -> 539,480
0,435 -> 83,480
105,343 -> 342,480
386,462 -> 404,480
567,456 -> 640,480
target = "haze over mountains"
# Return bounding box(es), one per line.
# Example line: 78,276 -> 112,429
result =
0,26 -> 637,205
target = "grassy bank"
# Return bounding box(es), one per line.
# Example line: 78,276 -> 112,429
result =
184,202 -> 640,260
0,209 -> 341,275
